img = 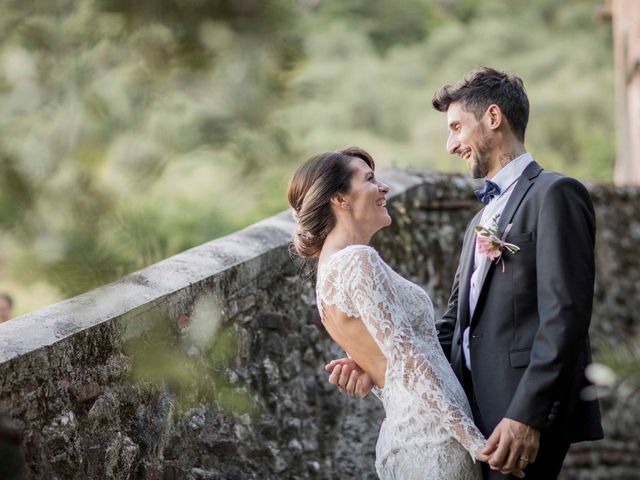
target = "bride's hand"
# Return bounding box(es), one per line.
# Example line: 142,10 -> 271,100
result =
325,358 -> 374,398
475,451 -> 490,463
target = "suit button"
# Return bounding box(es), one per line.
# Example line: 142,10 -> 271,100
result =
548,413 -> 556,421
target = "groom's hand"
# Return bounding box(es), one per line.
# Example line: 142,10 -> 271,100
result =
481,418 -> 540,476
475,452 -> 525,478
325,358 -> 374,398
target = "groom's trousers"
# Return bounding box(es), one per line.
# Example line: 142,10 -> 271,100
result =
464,366 -> 571,480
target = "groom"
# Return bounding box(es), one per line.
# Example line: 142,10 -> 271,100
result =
326,67 -> 603,479
430,67 -> 603,479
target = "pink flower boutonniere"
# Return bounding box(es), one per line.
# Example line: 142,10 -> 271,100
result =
475,214 -> 521,272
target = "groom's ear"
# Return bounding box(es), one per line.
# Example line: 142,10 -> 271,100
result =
485,104 -> 503,130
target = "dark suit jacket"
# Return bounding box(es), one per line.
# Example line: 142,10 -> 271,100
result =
436,161 -> 603,443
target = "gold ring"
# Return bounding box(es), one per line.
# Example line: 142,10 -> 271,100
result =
519,457 -> 529,463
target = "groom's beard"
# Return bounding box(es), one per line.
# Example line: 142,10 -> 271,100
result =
470,129 -> 495,179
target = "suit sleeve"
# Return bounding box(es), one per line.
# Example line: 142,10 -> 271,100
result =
437,212 -> 480,360
505,177 -> 596,430
436,261 -> 461,361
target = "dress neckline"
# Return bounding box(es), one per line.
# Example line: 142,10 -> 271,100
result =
317,244 -> 372,275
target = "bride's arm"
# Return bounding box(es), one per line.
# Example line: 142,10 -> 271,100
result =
395,336 -> 486,459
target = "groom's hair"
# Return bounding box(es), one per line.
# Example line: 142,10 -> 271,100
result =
432,67 -> 529,142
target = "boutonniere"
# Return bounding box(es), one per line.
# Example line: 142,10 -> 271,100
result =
475,214 -> 520,272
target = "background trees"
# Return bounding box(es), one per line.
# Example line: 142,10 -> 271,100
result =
0,0 -> 613,313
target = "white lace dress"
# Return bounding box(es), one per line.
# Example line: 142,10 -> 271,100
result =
316,245 -> 484,480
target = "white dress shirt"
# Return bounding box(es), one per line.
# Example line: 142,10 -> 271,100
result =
463,153 -> 534,370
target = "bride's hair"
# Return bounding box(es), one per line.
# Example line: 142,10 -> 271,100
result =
287,146 -> 375,259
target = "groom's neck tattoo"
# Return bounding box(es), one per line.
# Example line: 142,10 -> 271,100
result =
498,152 -> 517,167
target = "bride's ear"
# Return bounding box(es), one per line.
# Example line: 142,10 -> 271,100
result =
330,193 -> 351,212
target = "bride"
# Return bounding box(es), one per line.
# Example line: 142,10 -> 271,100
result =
288,147 -> 519,479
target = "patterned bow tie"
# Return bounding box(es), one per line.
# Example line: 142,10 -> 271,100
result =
475,179 -> 501,205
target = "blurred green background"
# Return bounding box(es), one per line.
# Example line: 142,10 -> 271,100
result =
0,0 -> 613,315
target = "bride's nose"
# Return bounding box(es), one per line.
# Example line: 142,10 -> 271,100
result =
378,182 -> 390,193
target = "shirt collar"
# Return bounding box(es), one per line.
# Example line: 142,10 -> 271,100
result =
488,152 -> 534,193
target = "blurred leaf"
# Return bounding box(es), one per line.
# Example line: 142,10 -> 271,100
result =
0,0 -> 615,314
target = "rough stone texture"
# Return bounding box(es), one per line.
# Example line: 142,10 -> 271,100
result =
0,170 -> 638,479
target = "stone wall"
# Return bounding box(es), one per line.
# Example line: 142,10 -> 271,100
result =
0,170 -> 638,480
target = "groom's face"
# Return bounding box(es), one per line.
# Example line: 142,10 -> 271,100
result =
446,101 -> 494,179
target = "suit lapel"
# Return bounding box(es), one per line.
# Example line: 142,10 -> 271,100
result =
496,161 -> 542,234
471,161 -> 543,324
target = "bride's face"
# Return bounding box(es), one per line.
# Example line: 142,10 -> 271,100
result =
343,158 -> 391,231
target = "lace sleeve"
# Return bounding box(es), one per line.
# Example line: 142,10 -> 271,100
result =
323,245 -> 485,458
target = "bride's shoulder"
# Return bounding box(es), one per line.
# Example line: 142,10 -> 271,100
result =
319,245 -> 382,274
343,243 -> 378,255
334,244 -> 381,264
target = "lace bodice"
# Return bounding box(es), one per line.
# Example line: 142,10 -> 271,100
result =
316,245 -> 485,476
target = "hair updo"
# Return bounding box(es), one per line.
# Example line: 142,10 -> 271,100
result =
287,146 -> 375,259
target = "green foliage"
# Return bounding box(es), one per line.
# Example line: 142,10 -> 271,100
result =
595,336 -> 640,382
0,0 -> 615,312
283,0 -> 613,178
0,0 -> 303,302
124,315 -> 257,415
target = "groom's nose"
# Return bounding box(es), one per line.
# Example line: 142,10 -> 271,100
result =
447,134 -> 460,155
